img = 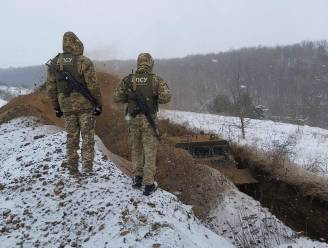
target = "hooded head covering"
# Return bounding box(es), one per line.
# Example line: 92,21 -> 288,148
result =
63,32 -> 84,55
137,53 -> 154,73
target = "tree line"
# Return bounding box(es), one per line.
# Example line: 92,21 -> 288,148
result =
1,41 -> 328,128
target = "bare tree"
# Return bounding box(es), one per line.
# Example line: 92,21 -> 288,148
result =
229,72 -> 254,139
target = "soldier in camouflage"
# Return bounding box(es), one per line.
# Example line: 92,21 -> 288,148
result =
46,32 -> 102,176
114,53 -> 171,196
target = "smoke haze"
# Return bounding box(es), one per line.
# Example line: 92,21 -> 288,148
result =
1,0 -> 328,67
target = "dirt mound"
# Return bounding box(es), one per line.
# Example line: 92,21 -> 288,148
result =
0,72 -> 232,218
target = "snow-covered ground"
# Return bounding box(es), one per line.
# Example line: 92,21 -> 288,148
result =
159,110 -> 328,176
0,85 -> 32,108
0,85 -> 32,97
206,189 -> 328,248
278,238 -> 328,248
0,117 -> 234,248
0,98 -> 7,107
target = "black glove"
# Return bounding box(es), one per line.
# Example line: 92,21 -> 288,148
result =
54,108 -> 63,118
94,106 -> 102,116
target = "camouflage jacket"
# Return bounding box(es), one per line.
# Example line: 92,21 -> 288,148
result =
113,73 -> 171,114
46,32 -> 102,114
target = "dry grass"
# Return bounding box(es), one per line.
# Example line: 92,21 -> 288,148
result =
231,143 -> 328,202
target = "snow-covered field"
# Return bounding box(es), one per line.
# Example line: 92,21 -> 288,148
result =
0,98 -> 7,107
0,85 -> 32,108
0,85 -> 32,97
159,110 -> 328,176
0,117 -> 234,248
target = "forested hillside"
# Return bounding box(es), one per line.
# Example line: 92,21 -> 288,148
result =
1,41 -> 328,127
0,65 -> 46,88
97,41 -> 328,127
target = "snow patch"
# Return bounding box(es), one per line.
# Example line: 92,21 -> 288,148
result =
0,85 -> 32,97
0,98 -> 7,107
278,238 -> 328,248
206,190 -> 296,247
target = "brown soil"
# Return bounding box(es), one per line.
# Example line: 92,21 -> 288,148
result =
239,171 -> 328,240
233,145 -> 328,241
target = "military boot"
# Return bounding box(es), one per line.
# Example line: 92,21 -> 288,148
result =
132,176 -> 143,189
82,162 -> 94,176
143,182 -> 158,196
62,160 -> 79,176
67,165 -> 80,176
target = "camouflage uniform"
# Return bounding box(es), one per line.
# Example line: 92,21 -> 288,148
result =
114,53 -> 171,186
46,32 -> 102,174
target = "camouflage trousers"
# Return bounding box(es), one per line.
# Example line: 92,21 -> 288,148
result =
64,112 -> 96,170
128,115 -> 159,185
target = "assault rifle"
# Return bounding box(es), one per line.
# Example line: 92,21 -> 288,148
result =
130,90 -> 161,142
46,60 -> 99,107
60,71 -> 99,107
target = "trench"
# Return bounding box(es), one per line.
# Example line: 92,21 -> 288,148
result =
174,137 -> 328,242
237,168 -> 328,241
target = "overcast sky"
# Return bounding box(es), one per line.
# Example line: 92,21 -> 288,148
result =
1,0 -> 328,68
